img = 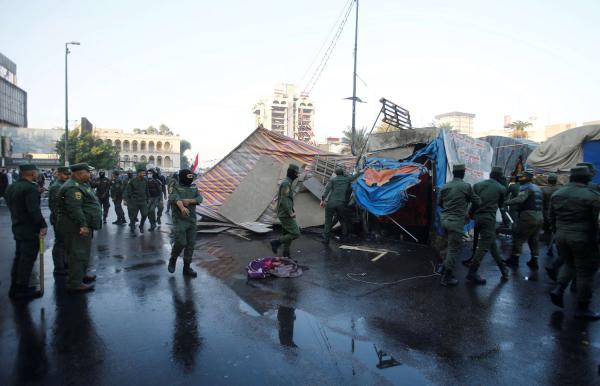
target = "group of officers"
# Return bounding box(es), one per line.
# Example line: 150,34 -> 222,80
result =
439,162 -> 600,320
5,162 -> 203,300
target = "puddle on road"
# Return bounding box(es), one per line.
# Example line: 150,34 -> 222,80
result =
239,300 -> 429,384
123,259 -> 165,271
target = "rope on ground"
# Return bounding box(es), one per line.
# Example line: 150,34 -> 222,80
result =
345,262 -> 440,286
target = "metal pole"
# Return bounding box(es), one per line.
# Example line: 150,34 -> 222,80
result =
351,0 -> 359,155
64,44 -> 69,167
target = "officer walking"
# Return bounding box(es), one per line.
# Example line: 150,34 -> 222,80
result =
48,166 -> 71,275
5,164 -> 47,299
93,170 -> 112,224
147,169 -> 164,231
541,173 -> 559,244
126,165 -> 149,234
110,170 -> 127,225
57,163 -> 101,293
166,172 -> 178,215
155,167 -> 167,223
466,166 -> 509,284
270,164 -> 301,259
320,166 -> 355,244
503,170 -> 543,269
168,169 -> 203,277
549,166 -> 600,320
439,164 -> 480,287
576,162 -> 600,191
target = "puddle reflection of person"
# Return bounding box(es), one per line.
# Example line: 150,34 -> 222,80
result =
277,306 -> 297,348
170,278 -> 202,372
12,303 -> 48,383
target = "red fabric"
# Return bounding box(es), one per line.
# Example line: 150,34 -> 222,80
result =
364,165 -> 421,186
191,153 -> 199,173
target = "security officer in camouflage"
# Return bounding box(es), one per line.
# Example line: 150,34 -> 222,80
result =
467,167 -> 509,284
110,170 -> 126,224
126,165 -> 149,234
503,170 -> 543,269
320,166 -> 355,244
147,169 -> 164,231
541,173 -> 559,243
5,164 -> 48,299
48,166 -> 71,275
506,176 -> 520,225
154,167 -> 167,223
549,166 -> 600,320
168,169 -> 203,277
271,164 -> 301,259
57,163 -> 101,293
93,170 -> 112,224
166,172 -> 178,215
438,164 -> 480,286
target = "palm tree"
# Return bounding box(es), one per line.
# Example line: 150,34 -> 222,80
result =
342,126 -> 369,155
509,121 -> 532,139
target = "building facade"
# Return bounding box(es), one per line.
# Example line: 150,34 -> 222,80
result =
435,112 -> 475,137
253,83 -> 316,143
0,53 -> 27,128
318,137 -> 347,154
93,128 -> 181,171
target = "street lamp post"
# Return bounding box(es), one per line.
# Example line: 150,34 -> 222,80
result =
65,41 -> 80,166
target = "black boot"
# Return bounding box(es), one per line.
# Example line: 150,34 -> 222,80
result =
498,262 -> 510,281
545,266 -> 558,282
461,257 -> 473,267
550,284 -> 567,308
270,240 -> 282,255
570,279 -> 578,293
168,257 -> 177,274
183,263 -> 197,278
112,220 -> 120,224
503,255 -> 519,268
129,225 -> 136,234
157,217 -> 161,225
440,270 -> 459,287
466,264 -> 486,285
149,223 -> 156,232
526,257 -> 539,270
575,302 -> 600,320
283,247 -> 291,259
139,225 -> 145,234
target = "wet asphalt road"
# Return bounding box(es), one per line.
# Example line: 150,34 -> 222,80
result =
1,204 -> 599,386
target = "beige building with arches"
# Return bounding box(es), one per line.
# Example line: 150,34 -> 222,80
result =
93,128 -> 181,172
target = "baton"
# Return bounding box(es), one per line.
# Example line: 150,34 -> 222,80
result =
39,238 -> 44,296
505,211 -> 514,224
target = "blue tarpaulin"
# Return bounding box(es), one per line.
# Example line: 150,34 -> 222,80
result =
352,158 -> 427,216
583,140 -> 600,184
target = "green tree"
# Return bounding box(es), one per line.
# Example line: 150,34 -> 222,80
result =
509,120 -> 532,139
158,124 -> 174,136
180,139 -> 191,169
146,126 -> 158,135
437,122 -> 454,130
133,128 -> 142,134
342,126 -> 369,155
55,129 -> 119,169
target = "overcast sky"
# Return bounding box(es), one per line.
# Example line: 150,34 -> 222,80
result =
2,0 -> 599,165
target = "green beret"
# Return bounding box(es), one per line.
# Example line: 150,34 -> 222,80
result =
288,164 -> 300,172
136,166 -> 146,172
576,162 -> 596,174
452,164 -> 466,172
19,164 -> 38,172
70,163 -> 95,172
547,173 -> 557,184
491,166 -> 503,175
571,166 -> 592,177
57,166 -> 71,174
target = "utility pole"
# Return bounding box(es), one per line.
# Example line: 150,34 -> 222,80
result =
351,0 -> 359,155
64,41 -> 80,166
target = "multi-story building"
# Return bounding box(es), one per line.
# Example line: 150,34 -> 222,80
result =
253,83 -> 316,143
545,122 -> 577,140
435,112 -> 475,137
93,128 -> 181,171
318,137 -> 347,154
0,53 -> 27,128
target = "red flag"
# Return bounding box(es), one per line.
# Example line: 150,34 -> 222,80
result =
191,153 -> 199,173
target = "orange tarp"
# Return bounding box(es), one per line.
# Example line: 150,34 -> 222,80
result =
364,165 -> 421,186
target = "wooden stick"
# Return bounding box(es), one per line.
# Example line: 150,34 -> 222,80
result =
39,238 -> 44,296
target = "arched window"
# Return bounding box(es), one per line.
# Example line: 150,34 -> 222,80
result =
132,140 -> 138,152
140,141 -> 146,151
149,141 -> 155,152
133,155 -> 138,162
149,156 -> 155,164
273,100 -> 279,104
164,142 -> 171,151
141,155 -> 147,162
157,156 -> 162,166
156,141 -> 162,152
123,140 -> 130,152
124,155 -> 130,162
164,156 -> 172,168
115,140 -> 122,151
106,139 -> 112,146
